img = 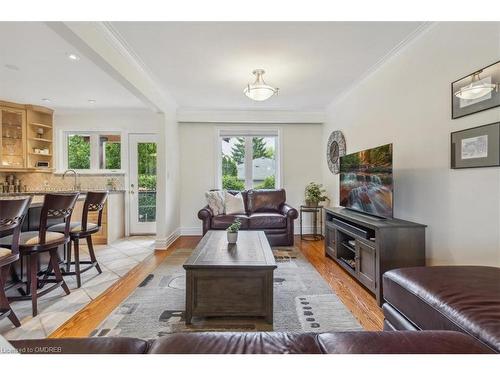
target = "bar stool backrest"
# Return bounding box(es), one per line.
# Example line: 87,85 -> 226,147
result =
82,191 -> 108,231
39,193 -> 79,243
0,197 -> 32,255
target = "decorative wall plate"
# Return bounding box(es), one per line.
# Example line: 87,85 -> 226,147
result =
326,130 -> 346,174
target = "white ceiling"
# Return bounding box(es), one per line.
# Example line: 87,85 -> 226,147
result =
0,22 -> 426,111
0,22 -> 146,110
111,22 -> 425,111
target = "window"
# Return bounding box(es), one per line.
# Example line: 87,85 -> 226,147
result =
218,129 -> 280,191
64,132 -> 122,171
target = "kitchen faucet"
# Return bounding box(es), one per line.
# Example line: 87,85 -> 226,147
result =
62,169 -> 81,191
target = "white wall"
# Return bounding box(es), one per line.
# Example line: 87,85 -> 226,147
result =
322,22 -> 500,266
179,122 -> 324,234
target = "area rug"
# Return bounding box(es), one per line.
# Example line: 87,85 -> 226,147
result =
91,247 -> 362,339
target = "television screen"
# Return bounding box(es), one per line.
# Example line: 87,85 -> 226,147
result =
339,144 -> 393,218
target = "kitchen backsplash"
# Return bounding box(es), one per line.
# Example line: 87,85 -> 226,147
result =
0,172 -> 125,192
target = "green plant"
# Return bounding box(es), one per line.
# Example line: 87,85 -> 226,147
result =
227,218 -> 242,233
222,175 -> 245,191
254,175 -> 275,189
68,135 -> 91,169
305,182 -> 328,204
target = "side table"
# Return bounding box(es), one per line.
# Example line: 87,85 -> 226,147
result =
299,205 -> 324,241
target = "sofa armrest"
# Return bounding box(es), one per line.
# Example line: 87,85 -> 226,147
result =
281,203 -> 298,220
198,205 -> 213,220
198,205 -> 213,235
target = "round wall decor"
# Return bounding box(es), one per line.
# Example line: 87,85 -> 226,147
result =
326,130 -> 346,174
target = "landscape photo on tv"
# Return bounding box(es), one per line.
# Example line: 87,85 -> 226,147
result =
339,144 -> 393,218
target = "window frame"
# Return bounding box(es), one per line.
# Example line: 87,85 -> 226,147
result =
60,130 -> 125,174
215,127 -> 282,190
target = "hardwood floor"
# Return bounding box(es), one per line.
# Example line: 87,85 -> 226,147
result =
51,235 -> 382,338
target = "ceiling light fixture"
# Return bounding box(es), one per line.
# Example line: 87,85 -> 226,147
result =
244,69 -> 279,101
88,99 -> 96,104
41,98 -> 51,103
454,70 -> 497,100
66,53 -> 81,61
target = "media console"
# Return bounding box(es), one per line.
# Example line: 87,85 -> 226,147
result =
324,207 -> 426,305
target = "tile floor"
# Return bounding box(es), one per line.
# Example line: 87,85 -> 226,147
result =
0,236 -> 155,340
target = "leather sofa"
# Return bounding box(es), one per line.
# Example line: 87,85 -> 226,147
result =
8,330 -> 493,354
382,266 -> 500,353
198,189 -> 298,246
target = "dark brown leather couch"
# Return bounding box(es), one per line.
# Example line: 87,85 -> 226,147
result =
9,331 -> 493,354
198,189 -> 298,246
382,266 -> 500,353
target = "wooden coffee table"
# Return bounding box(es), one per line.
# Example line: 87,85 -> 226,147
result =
183,230 -> 277,324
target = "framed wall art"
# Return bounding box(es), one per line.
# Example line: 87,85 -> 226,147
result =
451,122 -> 500,169
451,60 -> 500,119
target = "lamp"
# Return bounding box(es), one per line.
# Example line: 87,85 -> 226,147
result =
454,70 -> 497,100
244,69 -> 279,101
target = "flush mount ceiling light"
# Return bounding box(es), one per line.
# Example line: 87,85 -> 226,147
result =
41,98 -> 51,103
454,70 -> 497,100
66,53 -> 80,61
244,69 -> 279,101
88,99 -> 96,104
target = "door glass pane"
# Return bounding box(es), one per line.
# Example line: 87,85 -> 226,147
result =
67,134 -> 91,169
137,142 -> 157,222
252,136 -> 276,189
1,110 -> 24,168
99,134 -> 121,169
221,136 -> 245,191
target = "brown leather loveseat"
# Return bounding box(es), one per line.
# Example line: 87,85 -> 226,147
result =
198,189 -> 298,246
8,330 -> 493,354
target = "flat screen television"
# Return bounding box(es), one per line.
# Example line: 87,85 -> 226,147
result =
339,143 -> 393,218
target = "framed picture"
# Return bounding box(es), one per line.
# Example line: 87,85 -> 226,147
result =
451,122 -> 500,169
451,60 -> 500,119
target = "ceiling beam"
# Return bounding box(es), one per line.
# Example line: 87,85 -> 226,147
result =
46,21 -> 177,113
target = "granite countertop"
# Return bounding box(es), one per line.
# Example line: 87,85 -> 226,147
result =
0,189 -> 125,197
0,190 -> 125,207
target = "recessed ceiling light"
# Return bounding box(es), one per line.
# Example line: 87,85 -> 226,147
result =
4,64 -> 20,71
88,99 -> 96,104
66,53 -> 80,61
41,98 -> 51,102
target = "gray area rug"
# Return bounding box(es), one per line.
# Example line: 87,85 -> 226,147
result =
92,248 -> 362,338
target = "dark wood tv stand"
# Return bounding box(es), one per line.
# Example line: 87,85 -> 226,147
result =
324,207 -> 426,306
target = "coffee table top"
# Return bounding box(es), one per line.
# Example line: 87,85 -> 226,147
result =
183,230 -> 277,269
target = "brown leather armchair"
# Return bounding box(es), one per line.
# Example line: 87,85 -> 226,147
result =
198,189 -> 298,246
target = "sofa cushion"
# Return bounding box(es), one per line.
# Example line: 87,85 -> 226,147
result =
212,214 -> 249,230
247,189 -> 286,213
383,266 -> 500,353
248,212 -> 287,229
317,331 -> 493,354
9,337 -> 149,354
147,332 -> 322,354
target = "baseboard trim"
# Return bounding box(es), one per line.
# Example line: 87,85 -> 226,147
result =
155,228 -> 181,250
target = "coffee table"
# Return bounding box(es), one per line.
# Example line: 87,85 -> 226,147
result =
183,230 -> 277,324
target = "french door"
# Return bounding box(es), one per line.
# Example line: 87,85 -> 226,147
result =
129,134 -> 157,234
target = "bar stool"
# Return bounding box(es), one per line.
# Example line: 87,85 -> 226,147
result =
0,198 -> 31,327
0,193 -> 79,316
49,192 -> 108,288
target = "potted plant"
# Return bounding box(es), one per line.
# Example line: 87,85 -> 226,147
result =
227,218 -> 242,244
305,182 -> 328,207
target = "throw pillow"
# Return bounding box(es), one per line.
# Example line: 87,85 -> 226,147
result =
224,191 -> 245,215
205,190 -> 225,216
